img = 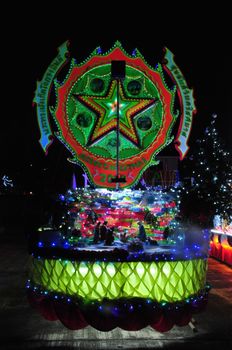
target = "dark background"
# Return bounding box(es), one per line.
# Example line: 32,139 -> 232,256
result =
0,10 -> 231,349
1,5 -> 231,195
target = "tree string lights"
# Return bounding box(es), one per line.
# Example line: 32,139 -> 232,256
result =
188,114 -> 232,222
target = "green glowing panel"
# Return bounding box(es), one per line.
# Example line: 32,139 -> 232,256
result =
29,258 -> 207,302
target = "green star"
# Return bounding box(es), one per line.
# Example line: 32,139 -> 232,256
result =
75,80 -> 157,147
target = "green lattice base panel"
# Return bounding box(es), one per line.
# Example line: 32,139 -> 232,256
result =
29,257 -> 207,302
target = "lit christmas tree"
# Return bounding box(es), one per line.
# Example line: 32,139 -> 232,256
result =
189,114 -> 232,222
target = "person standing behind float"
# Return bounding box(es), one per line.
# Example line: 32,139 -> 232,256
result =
105,226 -> 115,245
93,221 -> 101,244
100,221 -> 108,242
137,221 -> 147,242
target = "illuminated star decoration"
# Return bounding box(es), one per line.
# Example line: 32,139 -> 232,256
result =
74,80 -> 157,148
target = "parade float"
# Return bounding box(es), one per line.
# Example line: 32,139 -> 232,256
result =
28,41 -> 210,332
210,215 -> 232,266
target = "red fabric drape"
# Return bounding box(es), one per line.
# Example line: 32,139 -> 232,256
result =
27,291 -> 202,332
53,301 -> 88,330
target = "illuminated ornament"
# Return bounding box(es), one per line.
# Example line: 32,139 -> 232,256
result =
2,175 -> 13,187
75,80 -> 157,147
34,41 -> 196,189
82,173 -> 89,187
72,173 -> 77,190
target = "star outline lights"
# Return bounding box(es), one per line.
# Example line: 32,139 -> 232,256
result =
73,80 -> 158,148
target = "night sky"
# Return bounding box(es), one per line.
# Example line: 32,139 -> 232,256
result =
1,6 -> 231,194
